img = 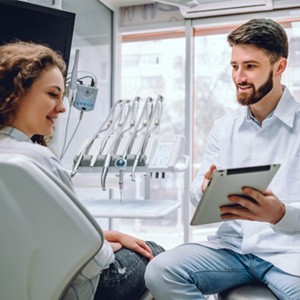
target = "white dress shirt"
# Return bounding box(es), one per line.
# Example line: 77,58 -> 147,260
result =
191,86 -> 300,276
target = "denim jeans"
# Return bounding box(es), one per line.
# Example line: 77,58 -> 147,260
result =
94,241 -> 164,300
145,243 -> 300,300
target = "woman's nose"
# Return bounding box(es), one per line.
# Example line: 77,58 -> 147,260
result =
55,100 -> 66,113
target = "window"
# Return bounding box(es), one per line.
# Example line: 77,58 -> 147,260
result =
193,19 -> 300,166
118,17 -> 300,249
119,33 -> 187,249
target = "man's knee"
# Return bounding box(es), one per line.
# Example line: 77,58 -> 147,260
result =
145,254 -> 165,288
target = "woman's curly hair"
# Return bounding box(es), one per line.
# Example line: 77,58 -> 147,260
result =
0,40 -> 66,145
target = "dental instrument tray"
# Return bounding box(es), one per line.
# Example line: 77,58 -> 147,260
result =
71,96 -> 189,191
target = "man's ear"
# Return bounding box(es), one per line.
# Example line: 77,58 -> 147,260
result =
275,57 -> 287,75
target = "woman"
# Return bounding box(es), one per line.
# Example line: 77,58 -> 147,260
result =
0,41 -> 164,300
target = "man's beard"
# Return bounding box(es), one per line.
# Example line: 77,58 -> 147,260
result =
236,71 -> 273,106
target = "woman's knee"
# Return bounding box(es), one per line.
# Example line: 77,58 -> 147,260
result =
146,241 -> 165,257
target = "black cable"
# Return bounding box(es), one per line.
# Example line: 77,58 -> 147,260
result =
66,75 -> 95,86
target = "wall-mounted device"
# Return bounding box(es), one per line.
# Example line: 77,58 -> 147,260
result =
67,49 -> 98,112
73,84 -> 98,111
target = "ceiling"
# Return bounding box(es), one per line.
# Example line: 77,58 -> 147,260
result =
100,0 -> 259,9
102,0 -> 153,8
119,0 -> 153,6
101,0 -> 196,8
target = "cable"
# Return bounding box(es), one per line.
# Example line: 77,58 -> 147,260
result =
66,70 -> 97,86
60,99 -> 73,158
60,111 -> 84,159
77,76 -> 95,86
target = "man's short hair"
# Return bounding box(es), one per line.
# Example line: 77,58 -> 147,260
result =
227,18 -> 288,64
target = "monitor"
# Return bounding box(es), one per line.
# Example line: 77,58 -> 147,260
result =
0,0 -> 75,67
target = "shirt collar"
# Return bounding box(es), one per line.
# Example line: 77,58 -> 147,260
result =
236,86 -> 297,129
272,87 -> 297,128
0,126 -> 32,143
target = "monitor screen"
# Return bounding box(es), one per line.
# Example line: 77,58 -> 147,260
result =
0,0 -> 75,67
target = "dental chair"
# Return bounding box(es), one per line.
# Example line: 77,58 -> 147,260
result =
0,153 -> 103,300
218,282 -> 278,300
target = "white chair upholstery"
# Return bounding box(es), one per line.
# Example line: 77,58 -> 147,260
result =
0,154 -> 103,300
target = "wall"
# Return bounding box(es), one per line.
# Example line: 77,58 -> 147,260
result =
28,0 -> 113,169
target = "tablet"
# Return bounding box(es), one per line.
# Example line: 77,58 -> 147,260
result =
190,164 -> 280,226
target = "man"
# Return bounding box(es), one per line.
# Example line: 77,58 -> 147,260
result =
144,18 -> 300,299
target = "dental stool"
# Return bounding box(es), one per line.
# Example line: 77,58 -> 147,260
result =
218,282 -> 278,300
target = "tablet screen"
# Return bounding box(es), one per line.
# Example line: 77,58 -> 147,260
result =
190,164 -> 280,225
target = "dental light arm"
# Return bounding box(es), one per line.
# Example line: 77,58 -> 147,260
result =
69,49 -> 79,106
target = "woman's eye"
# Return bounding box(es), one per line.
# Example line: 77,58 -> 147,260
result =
49,92 -> 58,98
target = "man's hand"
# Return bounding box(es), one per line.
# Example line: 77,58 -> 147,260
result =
220,187 -> 286,224
202,165 -> 217,192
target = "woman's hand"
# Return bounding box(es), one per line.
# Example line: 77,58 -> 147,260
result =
104,230 -> 153,260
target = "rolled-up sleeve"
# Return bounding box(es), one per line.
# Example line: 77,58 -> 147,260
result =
272,204 -> 300,233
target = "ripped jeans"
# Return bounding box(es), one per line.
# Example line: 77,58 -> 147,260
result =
94,241 -> 164,300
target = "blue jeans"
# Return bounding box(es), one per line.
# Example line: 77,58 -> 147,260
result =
145,243 -> 300,300
94,241 -> 164,300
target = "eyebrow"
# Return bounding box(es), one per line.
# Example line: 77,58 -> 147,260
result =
48,85 -> 63,92
231,60 -> 260,65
